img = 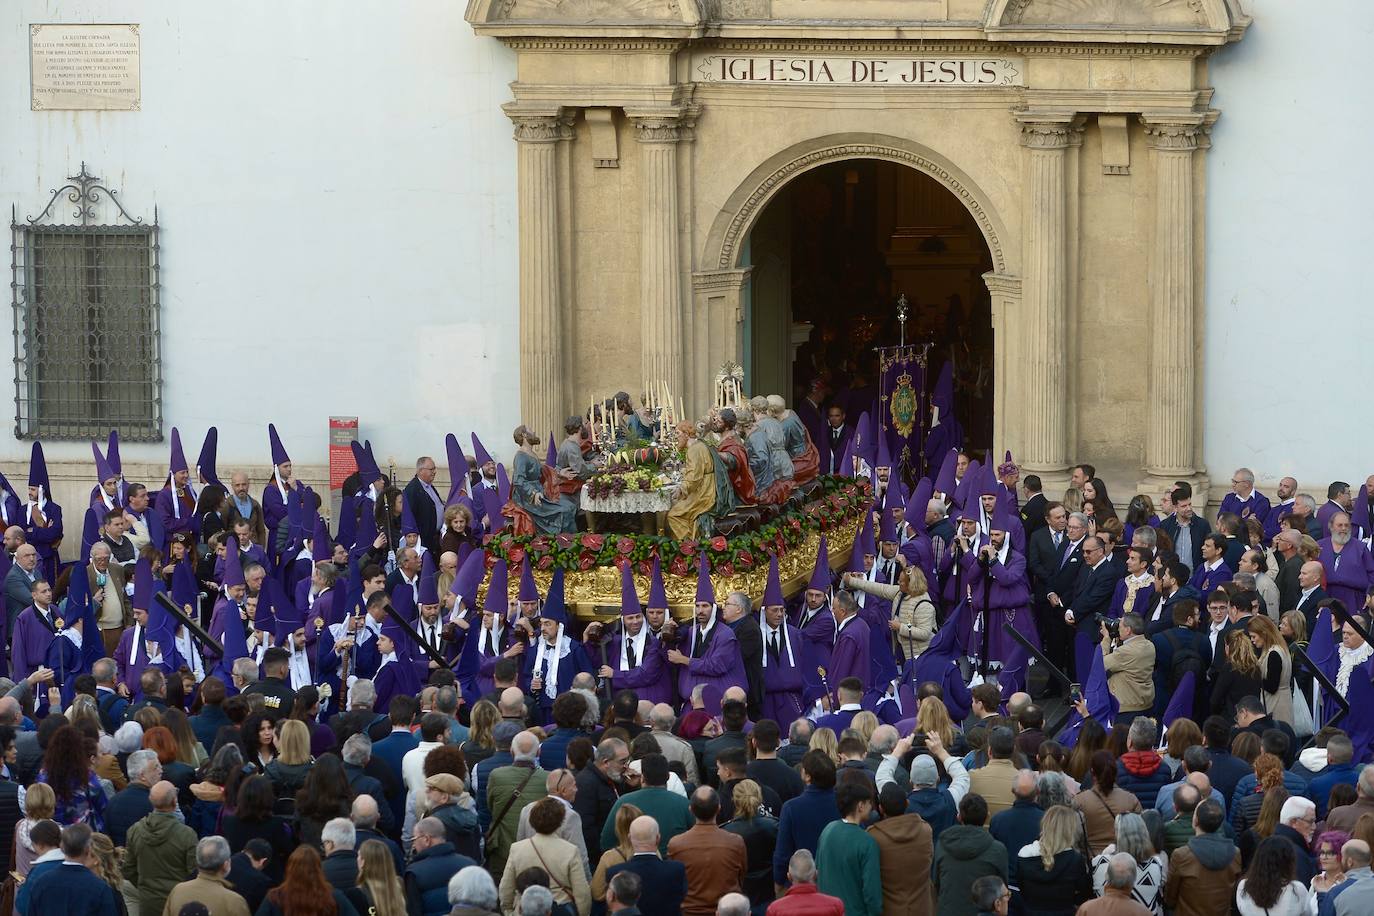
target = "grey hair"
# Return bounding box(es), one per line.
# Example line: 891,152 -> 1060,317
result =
351,794 -> 380,829
1296,494 -> 1317,513
314,562 -> 338,586
415,816 -> 446,840
596,738 -> 627,765
1127,717 -> 1157,751
728,590 -> 754,612
1068,511 -> 1089,528
519,885 -> 554,916
448,865 -> 499,909
1036,773 -> 1072,810
231,657 -> 259,684
1232,572 -> 1257,591
195,836 -> 231,872
113,721 -> 145,754
127,748 -> 159,782
927,498 -> 947,519
92,658 -> 117,685
716,893 -> 750,916
1133,527 -> 1157,548
341,733 -> 373,766
1235,468 -> 1255,485
1106,852 -> 1137,890
650,705 -> 676,731
350,678 -> 376,708
511,731 -> 541,764
321,817 -> 356,850
435,686 -> 459,715
1113,812 -> 1155,865
868,726 -> 898,755
572,688 -> 600,728
89,542 -> 111,559
1121,612 -> 1145,635
789,718 -> 813,743
788,848 -> 817,884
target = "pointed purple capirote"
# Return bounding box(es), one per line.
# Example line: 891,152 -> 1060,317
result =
518,557 -> 539,603
484,559 -> 509,616
906,478 -> 933,535
1161,671 -> 1196,727
933,448 -> 958,497
837,432 -> 856,478
172,556 -> 198,612
932,360 -> 955,413
272,581 -> 304,644
91,441 -> 116,486
28,441 -> 50,493
470,433 -> 494,469
400,498 -> 419,537
852,412 -> 869,465
350,440 -> 383,488
976,463 -> 999,499
310,515 -> 332,564
196,427 -> 220,486
763,554 -> 785,607
445,433 -> 469,505
619,562 -> 641,618
952,459 -> 981,510
876,426 -> 891,471
222,538 -> 246,589
106,430 -> 122,476
268,423 -> 290,467
809,536 -> 832,592
695,554 -> 715,605
878,500 -> 897,543
482,488 -> 505,533
133,557 -> 155,610
168,427 -> 189,475
991,495 -> 1018,533
418,570 -> 440,607
647,555 -> 668,609
847,509 -> 874,574
497,464 -> 511,505
451,549 -> 485,610
546,435 -> 557,468
542,569 -> 568,624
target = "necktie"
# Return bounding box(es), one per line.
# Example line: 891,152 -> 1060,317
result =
769,630 -> 781,662
626,638 -> 638,668
484,628 -> 495,655
425,624 -> 435,649
693,628 -> 707,659
1053,532 -> 1061,549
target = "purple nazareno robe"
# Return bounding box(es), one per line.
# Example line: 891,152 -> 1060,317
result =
676,619 -> 746,707
1219,490 -> 1272,525
114,622 -> 163,693
790,599 -> 834,703
760,621 -> 807,725
1320,537 -> 1374,618
606,630 -> 674,706
154,486 -> 196,545
828,614 -> 872,690
953,547 -> 1038,668
11,605 -> 58,681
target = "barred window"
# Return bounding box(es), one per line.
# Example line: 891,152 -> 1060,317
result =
11,164 -> 161,440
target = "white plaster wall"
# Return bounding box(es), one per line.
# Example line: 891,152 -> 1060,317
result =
1205,0 -> 1374,488
0,2 -> 519,482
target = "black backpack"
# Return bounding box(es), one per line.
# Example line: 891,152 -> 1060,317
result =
1163,629 -> 1206,689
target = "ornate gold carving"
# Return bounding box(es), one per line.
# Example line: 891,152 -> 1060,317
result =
718,143 -> 1006,273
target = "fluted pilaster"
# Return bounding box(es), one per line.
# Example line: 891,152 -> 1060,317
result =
1143,119 -> 1202,478
1016,116 -> 1079,475
632,115 -> 684,403
511,113 -> 566,437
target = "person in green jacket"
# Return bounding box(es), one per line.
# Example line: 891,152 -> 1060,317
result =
486,731 -> 549,878
934,793 -> 1009,916
124,781 -> 199,916
600,754 -> 693,854
815,782 -> 884,916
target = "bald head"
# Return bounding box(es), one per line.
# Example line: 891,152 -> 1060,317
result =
150,781 -> 178,811
722,686 -> 747,705
1012,769 -> 1038,801
511,730 -> 540,763
1300,560 -> 1325,589
1185,771 -> 1212,798
499,687 -> 526,717
1007,692 -> 1032,718
351,794 -> 380,829
628,815 -> 660,853
1343,839 -> 1372,871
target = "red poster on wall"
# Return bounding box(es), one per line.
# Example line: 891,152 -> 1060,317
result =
328,416 -> 358,491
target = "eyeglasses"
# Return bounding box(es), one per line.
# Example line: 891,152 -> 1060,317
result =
1319,849 -> 1337,857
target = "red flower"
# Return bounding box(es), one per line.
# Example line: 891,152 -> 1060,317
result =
507,547 -> 525,565
638,560 -> 653,576
530,535 -> 551,552
710,536 -> 728,551
789,518 -> 802,531
616,537 -> 636,555
669,557 -> 690,577
719,562 -> 735,576
735,549 -> 754,568
678,540 -> 697,557
613,557 -> 631,570
577,552 -> 597,570
580,534 -> 605,551
536,554 -> 554,570
556,533 -> 575,549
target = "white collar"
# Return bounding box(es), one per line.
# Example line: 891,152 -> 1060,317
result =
1126,572 -> 1153,586
620,625 -> 649,671
1205,558 -> 1221,571
1091,557 -> 1109,571
759,617 -> 795,668
837,703 -> 861,712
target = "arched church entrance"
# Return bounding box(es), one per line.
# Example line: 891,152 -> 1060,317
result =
744,157 -> 996,468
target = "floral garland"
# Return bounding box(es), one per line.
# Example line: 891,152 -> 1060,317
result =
486,475 -> 870,577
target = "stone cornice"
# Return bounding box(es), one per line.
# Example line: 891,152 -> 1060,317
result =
629,115 -> 684,143
1141,119 -> 1205,152
692,266 -> 753,293
507,111 -> 566,143
1015,113 -> 1086,150
501,37 -> 687,51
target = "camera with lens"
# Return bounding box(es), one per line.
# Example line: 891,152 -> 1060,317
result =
1092,613 -> 1120,641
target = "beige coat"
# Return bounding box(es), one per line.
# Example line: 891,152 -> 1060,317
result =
161,873 -> 250,916
498,833 -> 591,916
1101,634 -> 1156,714
967,758 -> 1019,818
847,578 -> 937,661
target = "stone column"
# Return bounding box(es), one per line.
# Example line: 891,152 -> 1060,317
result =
1142,118 -> 1203,480
1015,116 -> 1078,477
631,114 -> 684,405
510,112 -> 565,437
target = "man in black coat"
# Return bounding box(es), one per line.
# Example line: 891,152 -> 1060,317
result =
575,737 -> 629,856
1018,476 -> 1050,538
1028,502 -> 1070,680
1059,536 -> 1119,679
402,457 -> 444,558
721,591 -> 764,721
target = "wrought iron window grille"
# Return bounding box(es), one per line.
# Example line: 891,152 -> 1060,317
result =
11,163 -> 162,441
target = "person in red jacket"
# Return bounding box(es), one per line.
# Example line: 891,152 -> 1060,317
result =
766,849 -> 844,916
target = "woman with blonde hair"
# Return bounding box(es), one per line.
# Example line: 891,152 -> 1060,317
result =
266,718 -> 314,798
88,832 -> 125,913
1211,628 -> 1263,718
849,711 -> 879,746
355,838 -> 406,916
15,782 -> 55,876
591,803 -> 642,904
808,727 -> 839,763
440,503 -> 479,560
1017,805 -> 1093,915
844,564 -> 937,662
461,700 -> 500,771
1248,615 -> 1295,726
722,779 -> 779,909
915,696 -> 956,748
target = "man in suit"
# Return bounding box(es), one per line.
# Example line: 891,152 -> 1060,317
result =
606,816 -> 688,916
223,472 -> 269,548
1059,535 -> 1119,680
1162,490 -> 1212,574
1295,561 -> 1329,634
1019,476 -> 1049,538
720,590 -> 763,721
1028,503 -> 1070,682
1273,529 -> 1304,612
402,457 -> 445,558
822,404 -> 853,476
3,543 -> 38,636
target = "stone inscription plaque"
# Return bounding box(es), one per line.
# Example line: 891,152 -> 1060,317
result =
693,54 -> 1023,87
31,23 -> 141,111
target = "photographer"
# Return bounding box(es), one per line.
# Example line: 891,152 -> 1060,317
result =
876,731 -> 969,844
1100,612 -> 1156,730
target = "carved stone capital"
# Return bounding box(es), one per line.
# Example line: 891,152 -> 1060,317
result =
509,115 -> 564,144
1016,116 -> 1084,150
1142,120 -> 1203,152
630,116 -> 683,144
